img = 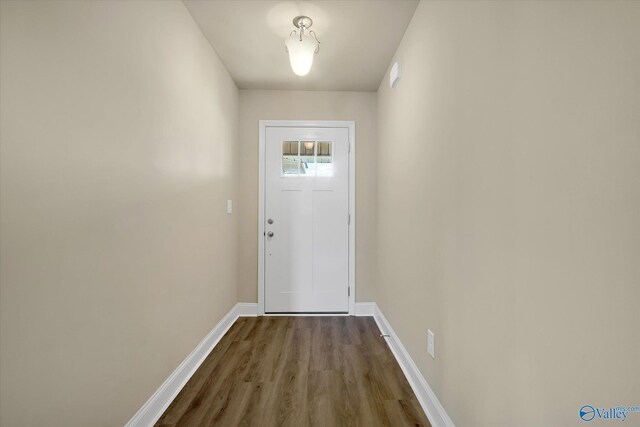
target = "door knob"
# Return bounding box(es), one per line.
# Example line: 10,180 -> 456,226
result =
267,231 -> 274,237
267,218 -> 274,224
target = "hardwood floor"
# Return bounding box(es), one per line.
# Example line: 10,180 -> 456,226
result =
156,316 -> 431,427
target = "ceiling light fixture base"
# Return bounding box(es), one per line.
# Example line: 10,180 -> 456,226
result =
293,16 -> 313,29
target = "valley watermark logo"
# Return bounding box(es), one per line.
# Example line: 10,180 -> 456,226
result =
579,404 -> 640,422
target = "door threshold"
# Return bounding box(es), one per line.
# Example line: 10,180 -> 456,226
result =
265,311 -> 349,316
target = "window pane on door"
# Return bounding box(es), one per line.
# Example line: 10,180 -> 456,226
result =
282,141 -> 299,175
316,141 -> 333,176
300,141 -> 315,175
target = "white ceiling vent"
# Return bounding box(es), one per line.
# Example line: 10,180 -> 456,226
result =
390,61 -> 401,89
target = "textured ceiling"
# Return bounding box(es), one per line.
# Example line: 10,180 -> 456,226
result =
183,0 -> 419,91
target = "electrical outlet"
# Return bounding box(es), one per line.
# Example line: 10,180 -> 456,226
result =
226,199 -> 233,214
427,330 -> 435,359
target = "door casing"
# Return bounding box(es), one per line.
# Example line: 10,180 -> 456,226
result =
258,120 -> 356,316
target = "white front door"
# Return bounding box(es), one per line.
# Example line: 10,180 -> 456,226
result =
264,126 -> 350,313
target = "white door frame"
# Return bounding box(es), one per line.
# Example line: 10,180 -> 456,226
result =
258,120 -> 356,316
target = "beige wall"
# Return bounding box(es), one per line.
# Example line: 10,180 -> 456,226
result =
376,1 -> 640,426
237,90 -> 377,302
0,1 -> 239,426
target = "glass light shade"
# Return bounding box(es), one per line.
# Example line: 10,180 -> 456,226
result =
285,32 -> 317,76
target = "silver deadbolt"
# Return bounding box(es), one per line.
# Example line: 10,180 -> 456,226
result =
267,218 -> 274,224
267,231 -> 274,237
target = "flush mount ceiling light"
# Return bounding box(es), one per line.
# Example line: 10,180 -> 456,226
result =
285,15 -> 320,76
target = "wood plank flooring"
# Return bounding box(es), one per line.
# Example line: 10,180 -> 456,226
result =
156,316 -> 431,427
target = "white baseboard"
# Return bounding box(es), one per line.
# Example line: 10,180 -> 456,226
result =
373,304 -> 456,427
125,302 -> 256,427
235,302 -> 258,317
354,302 -> 376,316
